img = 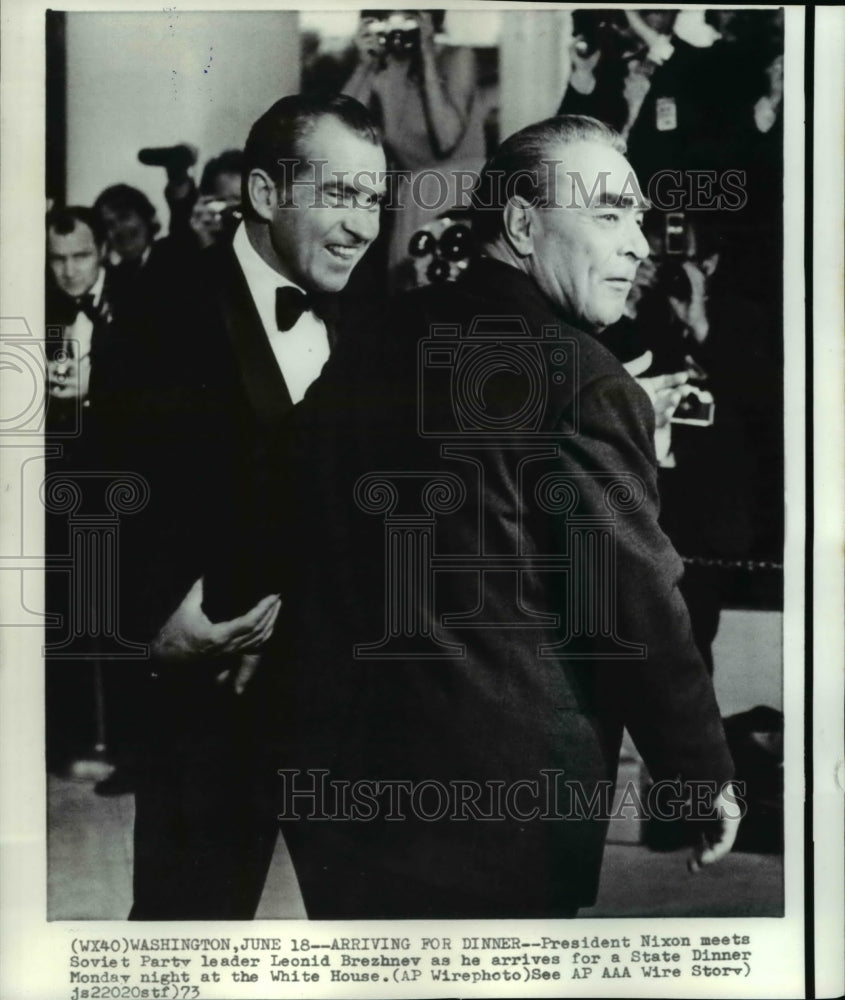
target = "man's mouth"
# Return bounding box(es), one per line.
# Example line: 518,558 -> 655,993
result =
326,244 -> 362,262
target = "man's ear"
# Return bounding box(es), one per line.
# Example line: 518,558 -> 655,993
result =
501,196 -> 535,257
246,168 -> 278,222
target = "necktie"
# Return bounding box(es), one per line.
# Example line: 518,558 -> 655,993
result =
275,286 -> 313,332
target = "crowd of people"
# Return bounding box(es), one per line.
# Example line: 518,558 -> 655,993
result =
44,9 -> 784,918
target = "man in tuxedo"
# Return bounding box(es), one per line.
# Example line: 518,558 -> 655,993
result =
45,207 -> 125,773
46,207 -> 120,439
281,114 -> 739,918
97,93 -> 386,919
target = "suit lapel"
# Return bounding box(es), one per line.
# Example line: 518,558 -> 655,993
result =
209,244 -> 295,430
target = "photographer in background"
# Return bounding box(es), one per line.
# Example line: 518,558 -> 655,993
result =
139,144 -> 244,252
92,183 -> 181,303
341,10 -> 485,290
342,9 -> 483,170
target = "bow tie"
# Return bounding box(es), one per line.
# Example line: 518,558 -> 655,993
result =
275,286 -> 317,332
55,291 -> 99,325
76,293 -> 99,321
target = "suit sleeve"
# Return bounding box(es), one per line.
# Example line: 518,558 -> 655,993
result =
558,371 -> 735,785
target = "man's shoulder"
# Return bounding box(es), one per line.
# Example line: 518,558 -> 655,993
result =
389,268 -> 629,390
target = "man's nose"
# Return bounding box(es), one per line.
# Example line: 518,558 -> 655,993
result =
620,215 -> 649,260
342,205 -> 380,243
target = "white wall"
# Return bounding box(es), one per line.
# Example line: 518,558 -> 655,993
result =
499,9 -> 572,140
65,11 -> 300,228
713,610 -> 783,714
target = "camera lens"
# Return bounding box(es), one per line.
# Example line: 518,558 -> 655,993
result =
408,230 -> 436,258
426,259 -> 451,283
439,224 -> 473,262
386,29 -> 406,54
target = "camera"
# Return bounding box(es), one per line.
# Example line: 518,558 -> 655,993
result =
418,317 -> 577,439
664,212 -> 688,256
408,216 -> 475,286
371,14 -> 420,56
671,384 -> 715,427
572,10 -> 642,60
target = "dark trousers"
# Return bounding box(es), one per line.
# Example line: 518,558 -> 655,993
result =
129,666 -> 278,920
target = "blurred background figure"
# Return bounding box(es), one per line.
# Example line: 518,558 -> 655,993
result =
93,183 -> 161,272
45,205 -> 117,443
44,206 -> 126,781
343,9 -> 483,170
139,143 -> 244,253
341,10 -> 487,288
606,211 -> 781,671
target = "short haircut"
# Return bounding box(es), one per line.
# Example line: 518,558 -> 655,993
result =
93,184 -> 161,239
200,148 -> 244,195
46,205 -> 106,247
470,115 -> 627,245
241,93 -> 381,218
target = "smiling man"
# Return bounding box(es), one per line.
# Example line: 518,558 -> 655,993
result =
95,93 -> 385,919
281,114 -> 739,919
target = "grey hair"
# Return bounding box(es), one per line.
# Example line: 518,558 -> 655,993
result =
470,115 -> 626,244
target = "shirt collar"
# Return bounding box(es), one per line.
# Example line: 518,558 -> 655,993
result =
232,221 -> 304,297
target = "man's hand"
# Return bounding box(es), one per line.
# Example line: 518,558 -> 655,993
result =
47,352 -> 91,401
687,781 -> 743,872
151,577 -> 281,662
189,195 -> 228,249
569,38 -> 601,96
215,652 -> 263,694
416,10 -> 437,54
623,351 -> 688,465
353,17 -> 382,62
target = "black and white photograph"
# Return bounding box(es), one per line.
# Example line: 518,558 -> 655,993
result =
0,2 -> 841,998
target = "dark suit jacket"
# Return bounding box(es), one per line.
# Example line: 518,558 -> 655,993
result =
280,256 -> 734,915
94,241 -> 333,647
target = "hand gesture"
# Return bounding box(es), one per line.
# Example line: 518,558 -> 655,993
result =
189,195 -> 228,250
569,37 -> 601,95
151,577 -> 281,662
623,351 -> 688,465
687,781 -> 742,872
215,652 -> 263,695
623,351 -> 689,427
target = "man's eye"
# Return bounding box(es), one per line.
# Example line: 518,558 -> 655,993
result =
598,212 -> 621,223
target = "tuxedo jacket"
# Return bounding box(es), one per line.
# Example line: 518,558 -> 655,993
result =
94,242 -> 340,649
280,256 -> 735,915
45,270 -> 124,451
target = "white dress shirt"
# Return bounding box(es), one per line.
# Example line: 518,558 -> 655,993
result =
231,222 -> 330,405
63,266 -> 106,362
